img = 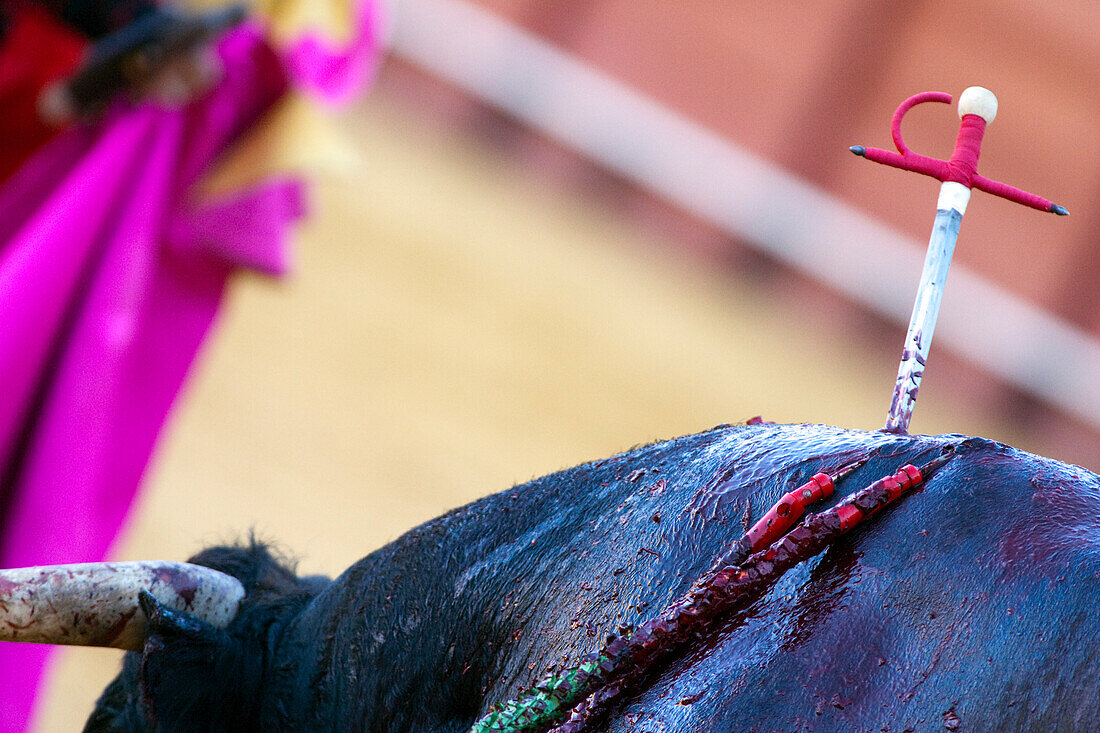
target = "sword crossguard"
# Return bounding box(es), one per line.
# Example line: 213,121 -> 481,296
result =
851,87 -> 1068,215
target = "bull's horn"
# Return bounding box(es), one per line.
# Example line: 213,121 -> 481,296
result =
0,562 -> 245,651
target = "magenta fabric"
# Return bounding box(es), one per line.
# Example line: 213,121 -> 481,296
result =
0,5 -> 381,730
281,0 -> 387,106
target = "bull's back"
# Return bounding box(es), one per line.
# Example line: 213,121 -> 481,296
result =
290,423 -> 1100,732
597,432 -> 1100,732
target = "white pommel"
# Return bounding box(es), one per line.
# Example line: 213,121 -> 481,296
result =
958,86 -> 998,124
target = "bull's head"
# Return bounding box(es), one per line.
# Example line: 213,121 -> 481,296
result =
1,542 -> 322,732
0,561 -> 245,731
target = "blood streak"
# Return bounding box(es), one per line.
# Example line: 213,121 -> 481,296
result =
155,567 -> 199,608
97,607 -> 137,646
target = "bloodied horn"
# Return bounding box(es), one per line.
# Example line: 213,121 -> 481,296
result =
0,562 -> 245,650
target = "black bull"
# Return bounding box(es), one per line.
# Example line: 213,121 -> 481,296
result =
83,423 -> 1100,731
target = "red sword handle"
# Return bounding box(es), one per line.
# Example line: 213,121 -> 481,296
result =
851,88 -> 1068,215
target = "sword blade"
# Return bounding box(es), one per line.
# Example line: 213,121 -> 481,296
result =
884,189 -> 966,433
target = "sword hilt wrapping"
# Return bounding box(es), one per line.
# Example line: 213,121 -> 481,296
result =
945,114 -> 986,186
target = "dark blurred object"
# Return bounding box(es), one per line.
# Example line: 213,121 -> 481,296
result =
0,3 -> 83,180
1,0 -> 157,39
0,0 -> 243,180
49,0 -> 156,39
62,3 -> 246,119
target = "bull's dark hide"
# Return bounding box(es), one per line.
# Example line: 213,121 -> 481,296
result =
86,423 -> 1100,731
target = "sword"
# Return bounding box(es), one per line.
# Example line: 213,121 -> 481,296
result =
850,87 -> 1068,434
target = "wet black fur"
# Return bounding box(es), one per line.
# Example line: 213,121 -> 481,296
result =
84,541 -> 327,733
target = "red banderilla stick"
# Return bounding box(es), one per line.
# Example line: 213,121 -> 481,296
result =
834,450 -> 954,532
745,460 -> 865,552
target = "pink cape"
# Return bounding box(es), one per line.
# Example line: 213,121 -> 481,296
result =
0,3 -> 383,729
